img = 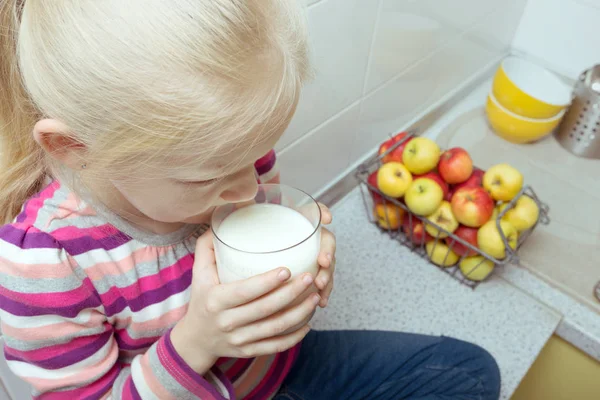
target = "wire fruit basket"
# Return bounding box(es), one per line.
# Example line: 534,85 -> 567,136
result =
356,133 -> 550,288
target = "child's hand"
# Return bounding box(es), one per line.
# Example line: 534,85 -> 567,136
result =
315,203 -> 336,308
171,231 -> 318,373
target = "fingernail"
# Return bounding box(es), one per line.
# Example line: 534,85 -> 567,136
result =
303,274 -> 313,285
319,278 -> 328,287
326,253 -> 333,262
312,294 -> 321,305
278,269 -> 290,281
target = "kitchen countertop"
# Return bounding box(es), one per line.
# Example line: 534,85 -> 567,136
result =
310,77 -> 600,399
311,188 -> 561,400
426,80 -> 600,362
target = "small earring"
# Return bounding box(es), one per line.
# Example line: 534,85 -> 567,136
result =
81,163 -> 87,170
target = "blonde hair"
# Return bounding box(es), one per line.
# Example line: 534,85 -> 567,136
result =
0,0 -> 309,224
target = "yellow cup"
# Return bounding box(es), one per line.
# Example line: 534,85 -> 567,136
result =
492,57 -> 571,119
485,92 -> 565,144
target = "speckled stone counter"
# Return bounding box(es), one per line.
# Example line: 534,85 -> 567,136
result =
310,188 -> 561,400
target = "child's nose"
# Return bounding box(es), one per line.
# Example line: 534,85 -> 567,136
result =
219,174 -> 258,203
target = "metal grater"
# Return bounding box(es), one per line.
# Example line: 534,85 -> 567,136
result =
554,65 -> 600,159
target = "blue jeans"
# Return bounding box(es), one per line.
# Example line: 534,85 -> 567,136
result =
274,330 -> 500,400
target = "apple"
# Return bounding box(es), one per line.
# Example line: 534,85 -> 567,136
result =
450,187 -> 494,228
405,178 -> 444,216
483,164 -> 524,202
438,147 -> 473,184
378,132 -> 412,163
459,256 -> 495,281
425,201 -> 458,238
415,171 -> 449,200
374,203 -> 404,230
367,171 -> 383,204
501,195 -> 540,232
402,214 -> 434,244
477,220 -> 518,259
402,137 -> 441,175
445,225 -> 479,257
453,168 -> 485,193
377,162 -> 413,198
426,241 -> 459,267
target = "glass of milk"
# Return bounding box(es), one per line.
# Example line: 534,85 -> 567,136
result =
211,184 -> 321,285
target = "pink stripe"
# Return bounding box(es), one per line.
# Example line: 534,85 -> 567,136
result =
85,246 -> 171,281
254,150 -> 275,168
4,325 -> 111,362
1,312 -> 105,341
21,183 -> 59,226
36,364 -> 119,400
0,255 -> 75,279
50,224 -> 120,241
26,340 -> 119,393
99,255 -> 192,305
246,345 -> 300,399
0,283 -> 93,308
128,304 -> 187,333
140,352 -> 176,400
156,337 -> 213,398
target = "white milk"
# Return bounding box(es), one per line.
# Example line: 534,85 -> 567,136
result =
214,204 -> 320,283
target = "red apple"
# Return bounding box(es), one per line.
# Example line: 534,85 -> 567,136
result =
402,214 -> 434,244
438,147 -> 474,184
378,132 -> 413,164
367,171 -> 383,204
451,187 -> 495,228
453,168 -> 485,192
415,171 -> 449,200
445,225 -> 479,257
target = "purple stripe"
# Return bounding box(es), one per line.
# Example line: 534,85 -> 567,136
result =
212,363 -> 236,399
103,269 -> 192,316
0,292 -> 101,317
164,330 -> 226,398
0,225 -> 61,249
230,358 -> 253,381
126,376 -> 143,400
255,153 -> 276,176
114,333 -> 159,351
4,330 -> 112,369
81,364 -> 121,400
248,351 -> 289,400
60,231 -> 132,256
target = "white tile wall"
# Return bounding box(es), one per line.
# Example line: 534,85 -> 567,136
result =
279,0 -> 527,198
513,0 -> 600,79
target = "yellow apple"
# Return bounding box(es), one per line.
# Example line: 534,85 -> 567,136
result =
373,203 -> 404,230
425,201 -> 458,238
377,162 -> 413,198
477,220 -> 518,259
402,137 -> 441,175
459,256 -> 495,281
483,164 -> 524,201
426,241 -> 459,267
405,178 -> 443,216
502,195 -> 539,232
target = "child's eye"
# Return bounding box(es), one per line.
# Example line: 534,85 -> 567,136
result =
177,178 -> 219,186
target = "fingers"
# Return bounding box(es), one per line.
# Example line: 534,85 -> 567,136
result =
318,228 -> 336,270
239,324 -> 311,358
220,273 -> 315,329
230,291 -> 320,346
208,267 -> 291,311
319,278 -> 334,308
318,203 -> 333,225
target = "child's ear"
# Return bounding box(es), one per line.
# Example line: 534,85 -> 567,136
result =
33,119 -> 87,170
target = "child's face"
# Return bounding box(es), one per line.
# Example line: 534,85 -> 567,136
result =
112,133 -> 280,225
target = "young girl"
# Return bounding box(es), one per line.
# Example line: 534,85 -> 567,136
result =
0,1 -> 501,399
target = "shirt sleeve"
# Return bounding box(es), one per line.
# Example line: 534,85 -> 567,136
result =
0,224 -> 234,400
255,150 -> 280,184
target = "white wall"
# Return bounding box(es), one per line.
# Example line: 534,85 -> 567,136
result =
278,0 -> 528,198
513,0 -> 600,80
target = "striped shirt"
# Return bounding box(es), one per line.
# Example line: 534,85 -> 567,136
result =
0,151 -> 298,399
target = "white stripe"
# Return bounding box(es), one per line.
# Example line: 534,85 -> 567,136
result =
130,356 -> 161,400
72,240 -> 148,269
206,370 -> 230,399
0,307 -> 101,329
108,290 -> 190,324
8,338 -> 114,379
0,240 -> 63,264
